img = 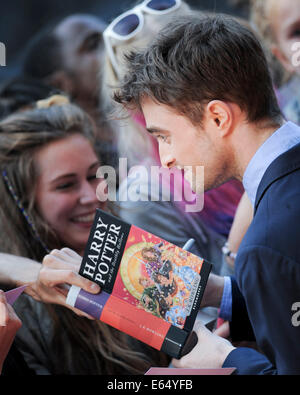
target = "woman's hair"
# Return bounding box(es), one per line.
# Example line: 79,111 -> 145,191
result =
250,0 -> 290,86
0,97 -> 96,258
100,0 -> 193,167
250,0 -> 275,47
0,97 -> 167,374
22,26 -> 63,81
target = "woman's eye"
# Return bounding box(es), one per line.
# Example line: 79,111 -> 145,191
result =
88,174 -> 97,182
56,182 -> 74,190
290,28 -> 300,39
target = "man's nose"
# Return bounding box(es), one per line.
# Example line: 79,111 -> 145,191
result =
160,153 -> 176,169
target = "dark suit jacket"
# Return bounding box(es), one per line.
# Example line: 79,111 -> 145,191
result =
223,142 -> 300,375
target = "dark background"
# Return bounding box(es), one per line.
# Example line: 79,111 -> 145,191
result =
0,0 -> 250,83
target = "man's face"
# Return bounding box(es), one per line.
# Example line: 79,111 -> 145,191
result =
142,97 -> 230,194
55,15 -> 106,99
143,249 -> 158,261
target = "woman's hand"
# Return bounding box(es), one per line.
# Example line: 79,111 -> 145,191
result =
0,290 -> 22,374
0,250 -> 100,318
28,248 -> 100,318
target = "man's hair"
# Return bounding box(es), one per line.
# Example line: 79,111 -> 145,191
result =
114,14 -> 282,126
0,76 -> 58,120
22,22 -> 63,80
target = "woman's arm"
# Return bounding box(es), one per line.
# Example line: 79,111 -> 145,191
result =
0,250 -> 100,311
0,253 -> 40,289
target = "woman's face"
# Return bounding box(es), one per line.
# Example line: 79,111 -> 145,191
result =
113,2 -> 191,80
270,0 -> 300,74
34,133 -> 107,254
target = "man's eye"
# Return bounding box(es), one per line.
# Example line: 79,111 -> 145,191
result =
83,33 -> 102,52
157,135 -> 168,142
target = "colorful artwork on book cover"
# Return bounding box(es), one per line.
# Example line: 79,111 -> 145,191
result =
69,209 -> 211,358
113,226 -> 203,330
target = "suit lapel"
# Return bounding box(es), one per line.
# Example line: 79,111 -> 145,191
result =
255,143 -> 300,213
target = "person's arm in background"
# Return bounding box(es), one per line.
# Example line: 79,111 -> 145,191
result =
0,290 -> 22,374
201,193 -> 254,338
225,192 -> 254,269
215,192 -> 254,337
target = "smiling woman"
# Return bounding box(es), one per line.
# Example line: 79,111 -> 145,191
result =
0,96 -> 167,374
34,133 -> 106,255
0,96 -> 104,258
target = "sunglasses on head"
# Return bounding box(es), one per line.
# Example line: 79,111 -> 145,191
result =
103,0 -> 181,76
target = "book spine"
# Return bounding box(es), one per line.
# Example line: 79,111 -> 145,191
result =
161,326 -> 198,359
66,286 -> 191,359
183,259 -> 212,332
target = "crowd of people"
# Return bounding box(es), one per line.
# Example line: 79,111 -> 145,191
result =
0,0 -> 299,375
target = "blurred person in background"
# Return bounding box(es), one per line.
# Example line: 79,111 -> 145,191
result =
251,0 -> 300,125
22,14 -> 106,111
0,76 -> 56,120
21,13 -> 118,173
0,290 -> 32,376
221,0 -> 300,279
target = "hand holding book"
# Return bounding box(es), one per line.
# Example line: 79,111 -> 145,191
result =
38,248 -> 100,319
66,209 -> 212,359
172,320 -> 235,369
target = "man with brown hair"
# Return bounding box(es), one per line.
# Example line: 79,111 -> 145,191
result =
114,14 -> 300,374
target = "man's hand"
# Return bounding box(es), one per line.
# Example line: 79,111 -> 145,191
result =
214,321 -> 230,338
172,323 -> 235,369
0,291 -> 22,374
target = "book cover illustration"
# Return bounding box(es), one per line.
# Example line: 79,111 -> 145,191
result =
115,231 -> 204,330
67,209 -> 211,358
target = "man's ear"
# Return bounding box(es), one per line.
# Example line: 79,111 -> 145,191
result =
206,100 -> 234,137
271,44 -> 295,74
47,70 -> 75,96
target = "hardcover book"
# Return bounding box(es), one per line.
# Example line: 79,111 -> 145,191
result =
145,367 -> 236,375
66,209 -> 212,359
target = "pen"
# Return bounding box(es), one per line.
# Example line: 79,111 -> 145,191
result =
182,239 -> 195,252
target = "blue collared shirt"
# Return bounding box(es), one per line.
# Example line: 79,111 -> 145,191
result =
219,122 -> 300,321
243,121 -> 300,206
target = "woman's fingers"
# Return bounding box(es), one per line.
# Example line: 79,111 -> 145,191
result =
44,249 -> 80,268
38,266 -> 100,294
60,248 -> 83,261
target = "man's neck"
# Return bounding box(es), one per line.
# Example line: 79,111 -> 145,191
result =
231,119 -> 284,181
